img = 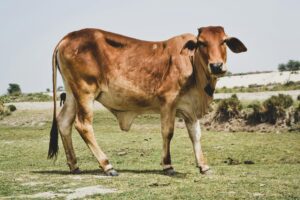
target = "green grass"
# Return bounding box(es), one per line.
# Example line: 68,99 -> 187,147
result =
0,110 -> 300,199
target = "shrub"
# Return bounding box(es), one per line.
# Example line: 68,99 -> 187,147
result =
247,101 -> 263,123
277,94 -> 293,108
246,94 -> 294,124
215,94 -> 242,122
262,94 -> 293,124
0,102 -> 11,119
0,102 -> 4,114
293,103 -> 300,123
7,104 -> 17,112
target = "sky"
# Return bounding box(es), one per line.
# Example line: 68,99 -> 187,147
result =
0,0 -> 299,94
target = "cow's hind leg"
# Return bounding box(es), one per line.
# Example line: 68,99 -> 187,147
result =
185,119 -> 210,174
74,95 -> 117,176
160,105 -> 176,175
57,92 -> 79,173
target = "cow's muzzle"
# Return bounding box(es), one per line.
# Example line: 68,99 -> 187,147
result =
209,63 -> 226,75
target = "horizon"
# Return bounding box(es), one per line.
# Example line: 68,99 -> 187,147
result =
1,0 -> 300,94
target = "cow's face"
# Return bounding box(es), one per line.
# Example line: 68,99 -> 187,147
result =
196,26 -> 247,77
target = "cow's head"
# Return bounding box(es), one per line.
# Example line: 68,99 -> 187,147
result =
191,26 -> 247,77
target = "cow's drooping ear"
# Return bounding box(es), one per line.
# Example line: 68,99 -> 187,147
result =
180,40 -> 197,56
225,37 -> 247,53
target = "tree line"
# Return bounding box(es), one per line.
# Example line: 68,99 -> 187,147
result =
278,60 -> 300,72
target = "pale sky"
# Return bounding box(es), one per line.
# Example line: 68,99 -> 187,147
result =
0,0 -> 299,94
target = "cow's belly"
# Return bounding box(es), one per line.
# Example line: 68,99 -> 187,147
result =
96,82 -> 159,112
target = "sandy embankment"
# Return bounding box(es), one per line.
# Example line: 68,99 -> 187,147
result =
5,89 -> 300,111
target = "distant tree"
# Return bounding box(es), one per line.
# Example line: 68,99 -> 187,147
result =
7,83 -> 21,95
226,71 -> 233,76
46,88 -> 50,92
278,60 -> 300,72
278,64 -> 286,72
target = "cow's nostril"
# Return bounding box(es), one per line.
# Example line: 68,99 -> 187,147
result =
210,63 -> 223,69
209,63 -> 223,74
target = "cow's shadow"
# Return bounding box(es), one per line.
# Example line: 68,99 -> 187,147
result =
32,169 -> 187,178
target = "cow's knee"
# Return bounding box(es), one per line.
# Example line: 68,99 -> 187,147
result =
74,118 -> 93,136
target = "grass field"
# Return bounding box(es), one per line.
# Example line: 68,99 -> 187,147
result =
0,110 -> 300,199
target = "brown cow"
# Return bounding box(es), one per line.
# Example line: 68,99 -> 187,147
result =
48,26 -> 247,176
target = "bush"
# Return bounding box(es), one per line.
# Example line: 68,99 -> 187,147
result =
262,97 -> 285,124
0,102 -> 11,119
246,94 -> 293,124
276,94 -> 293,108
0,102 -> 4,114
262,94 -> 293,124
294,104 -> 300,123
7,104 -> 16,112
215,94 -> 242,121
246,101 -> 263,123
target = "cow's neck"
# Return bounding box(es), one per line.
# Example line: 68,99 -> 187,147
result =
191,51 -> 217,118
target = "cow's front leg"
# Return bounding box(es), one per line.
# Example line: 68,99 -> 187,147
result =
160,105 -> 176,175
185,119 -> 210,174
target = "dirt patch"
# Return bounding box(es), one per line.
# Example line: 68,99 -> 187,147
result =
12,185 -> 116,199
21,181 -> 45,186
65,185 -> 117,200
30,191 -> 65,199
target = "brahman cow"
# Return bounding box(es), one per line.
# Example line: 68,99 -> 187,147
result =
48,26 -> 247,176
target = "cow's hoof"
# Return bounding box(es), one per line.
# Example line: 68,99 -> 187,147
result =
105,169 -> 119,176
71,167 -> 82,174
200,168 -> 211,175
163,167 -> 176,176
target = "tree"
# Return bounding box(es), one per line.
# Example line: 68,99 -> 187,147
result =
278,60 -> 300,72
7,83 -> 21,95
278,64 -> 286,72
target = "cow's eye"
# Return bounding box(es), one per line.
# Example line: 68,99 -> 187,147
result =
198,41 -> 207,48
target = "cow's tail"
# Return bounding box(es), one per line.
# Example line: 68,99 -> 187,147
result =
48,46 -> 59,159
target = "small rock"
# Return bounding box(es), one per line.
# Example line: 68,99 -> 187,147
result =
226,157 -> 240,165
149,182 -> 159,187
117,151 -> 127,156
244,160 -> 255,164
253,192 -> 264,197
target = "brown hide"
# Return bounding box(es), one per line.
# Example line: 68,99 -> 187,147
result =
48,27 -> 247,175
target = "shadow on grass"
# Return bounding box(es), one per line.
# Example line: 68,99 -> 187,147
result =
31,168 -> 187,178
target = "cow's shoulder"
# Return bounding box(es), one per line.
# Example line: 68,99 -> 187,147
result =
165,34 -> 196,86
166,33 -> 197,54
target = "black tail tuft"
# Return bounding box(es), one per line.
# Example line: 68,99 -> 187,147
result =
48,116 -> 59,159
